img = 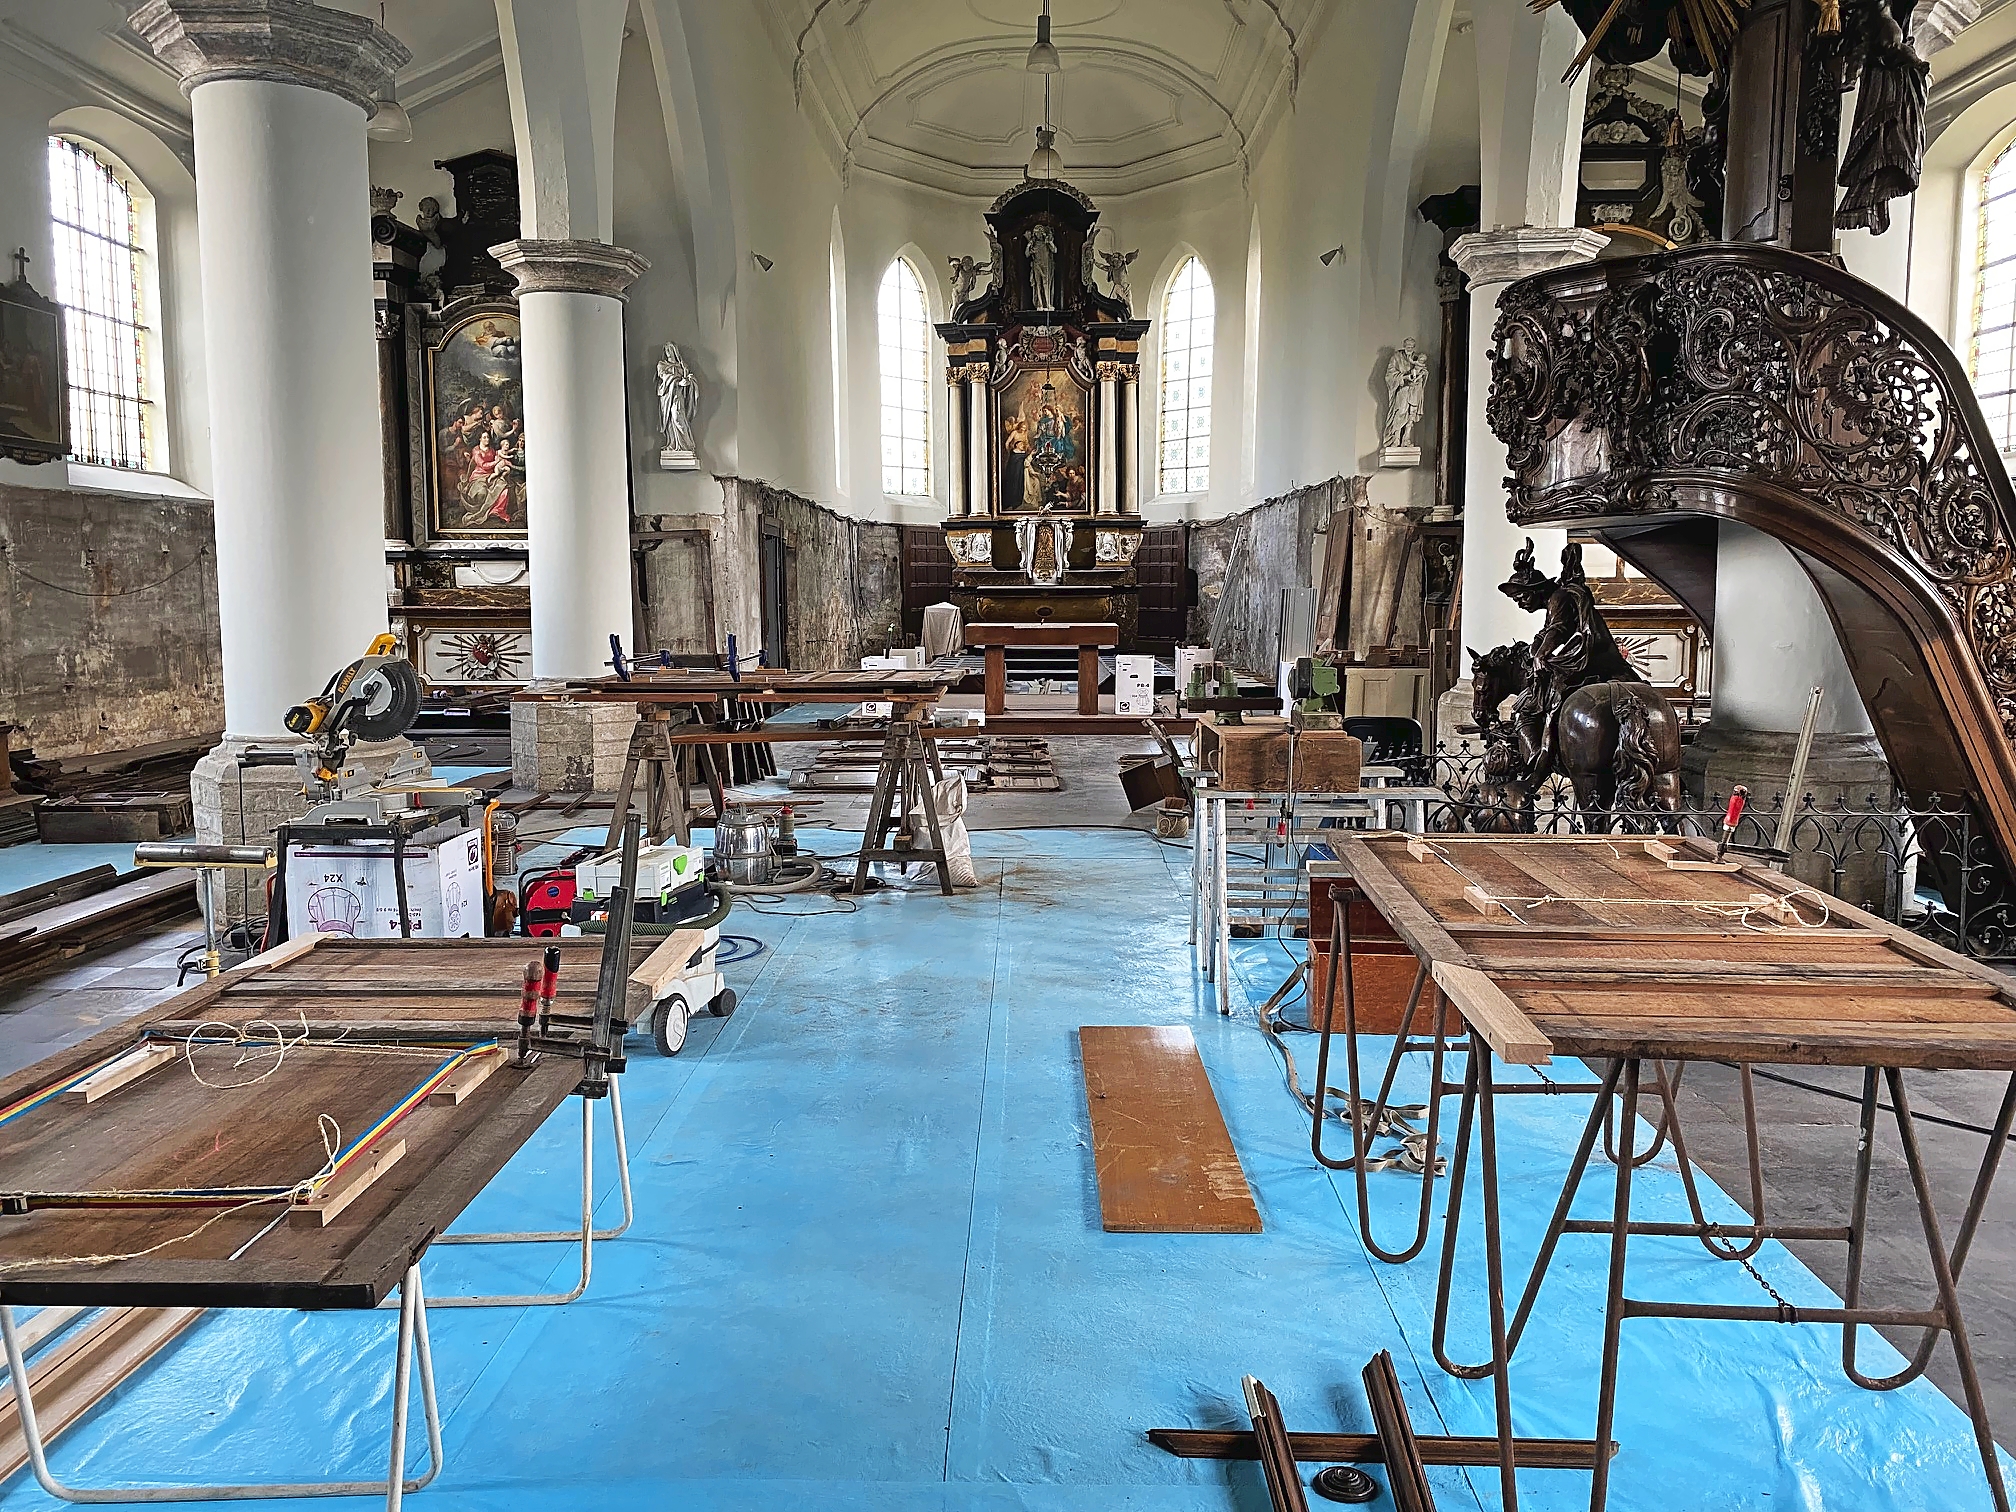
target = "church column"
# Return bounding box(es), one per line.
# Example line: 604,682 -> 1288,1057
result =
133,0 -> 407,737
947,368 -> 968,515
493,0 -> 642,679
967,371 -> 991,513
1121,369 -> 1141,516
1448,228 -> 1605,659
491,243 -> 647,675
1096,363 -> 1119,515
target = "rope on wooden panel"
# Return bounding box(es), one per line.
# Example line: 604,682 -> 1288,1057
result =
0,1033 -> 502,1273
1405,839 -> 1836,931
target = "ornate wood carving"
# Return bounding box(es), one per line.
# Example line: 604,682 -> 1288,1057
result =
1486,243 -> 2016,894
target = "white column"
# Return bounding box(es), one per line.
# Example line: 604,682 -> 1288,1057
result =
1097,364 -> 1118,515
1448,227 -> 1605,659
133,0 -> 408,737
493,242 -> 649,678
1122,370 -> 1141,515
947,370 -> 968,515
967,373 -> 991,514
1709,522 -> 1874,734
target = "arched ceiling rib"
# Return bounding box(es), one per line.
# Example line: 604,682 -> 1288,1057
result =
763,0 -> 1330,195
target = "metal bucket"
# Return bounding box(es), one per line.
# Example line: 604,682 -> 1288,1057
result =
715,808 -> 776,887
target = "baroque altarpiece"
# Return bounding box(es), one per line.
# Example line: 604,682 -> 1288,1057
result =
373,149 -> 532,689
936,177 -> 1151,642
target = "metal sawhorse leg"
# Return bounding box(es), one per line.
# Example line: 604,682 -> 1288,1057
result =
1,1266 -> 441,1510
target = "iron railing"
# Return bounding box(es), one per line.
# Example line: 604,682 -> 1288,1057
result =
1406,743 -> 2016,962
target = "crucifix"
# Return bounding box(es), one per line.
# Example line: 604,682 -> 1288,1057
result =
8,248 -> 27,284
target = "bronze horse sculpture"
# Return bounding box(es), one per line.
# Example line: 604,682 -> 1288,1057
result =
1469,642 -> 1683,821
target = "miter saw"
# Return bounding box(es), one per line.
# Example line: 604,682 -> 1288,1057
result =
283,633 -> 427,809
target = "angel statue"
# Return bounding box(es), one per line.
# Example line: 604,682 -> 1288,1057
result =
1097,247 -> 1140,314
1025,224 -> 1058,311
656,342 -> 700,467
948,253 -> 992,306
1380,338 -> 1430,453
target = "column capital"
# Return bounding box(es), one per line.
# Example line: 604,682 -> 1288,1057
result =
1449,226 -> 1607,289
130,0 -> 409,115
490,239 -> 650,300
1913,0 -> 1980,55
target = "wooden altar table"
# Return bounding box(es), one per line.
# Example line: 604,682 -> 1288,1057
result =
963,621 -> 1118,716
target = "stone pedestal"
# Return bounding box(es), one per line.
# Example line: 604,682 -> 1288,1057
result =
1681,726 -> 1895,906
510,697 -> 639,792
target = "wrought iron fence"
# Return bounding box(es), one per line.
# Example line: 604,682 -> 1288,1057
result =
1405,742 -> 2016,963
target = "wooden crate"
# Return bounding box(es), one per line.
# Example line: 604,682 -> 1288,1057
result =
1195,715 -> 1362,793
1306,874 -> 1419,1033
36,793 -> 193,844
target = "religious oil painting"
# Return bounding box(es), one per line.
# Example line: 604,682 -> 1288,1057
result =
0,279 -> 67,465
426,308 -> 527,539
998,364 -> 1089,513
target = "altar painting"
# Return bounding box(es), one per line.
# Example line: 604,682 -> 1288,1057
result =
999,365 -> 1089,513
426,310 -> 527,539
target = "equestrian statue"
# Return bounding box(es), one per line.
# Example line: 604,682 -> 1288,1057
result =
1467,538 -> 1683,824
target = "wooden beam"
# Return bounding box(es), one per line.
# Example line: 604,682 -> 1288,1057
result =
1430,961 -> 1553,1064
289,1140 -> 407,1229
63,1043 -> 177,1104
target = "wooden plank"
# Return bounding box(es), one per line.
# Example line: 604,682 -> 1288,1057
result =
63,1043 -> 178,1104
426,1048 -> 505,1105
289,1141 -> 407,1229
1079,1026 -> 1260,1234
1642,839 -> 1741,871
1429,961 -> 1553,1065
629,929 -> 707,1000
0,1306 -> 205,1483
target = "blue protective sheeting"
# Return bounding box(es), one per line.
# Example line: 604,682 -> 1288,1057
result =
2,826 -> 2009,1510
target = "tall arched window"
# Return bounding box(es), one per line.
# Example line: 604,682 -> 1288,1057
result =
1159,256 -> 1213,495
878,257 -> 931,496
1973,138 -> 2016,453
47,136 -> 153,470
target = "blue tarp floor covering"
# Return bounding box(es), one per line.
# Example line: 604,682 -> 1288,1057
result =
1,824 -> 2009,1510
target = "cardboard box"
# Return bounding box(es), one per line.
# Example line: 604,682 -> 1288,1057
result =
1194,715 -> 1362,792
1114,654 -> 1156,716
1119,755 -> 1183,811
286,829 -> 484,940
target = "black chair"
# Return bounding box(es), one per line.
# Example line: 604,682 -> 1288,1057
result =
1342,716 -> 1424,769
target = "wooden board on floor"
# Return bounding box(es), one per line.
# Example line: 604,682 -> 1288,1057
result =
1079,1025 -> 1260,1234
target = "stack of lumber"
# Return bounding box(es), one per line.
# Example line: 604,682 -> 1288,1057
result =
7,736 -> 215,800
0,1306 -> 204,1482
0,866 -> 198,978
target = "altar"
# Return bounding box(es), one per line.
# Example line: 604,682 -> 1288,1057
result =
937,174 -> 1151,644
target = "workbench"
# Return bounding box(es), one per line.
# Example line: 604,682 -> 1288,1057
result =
963,622 -> 1117,716
1310,834 -> 2016,1512
0,932 -> 675,1510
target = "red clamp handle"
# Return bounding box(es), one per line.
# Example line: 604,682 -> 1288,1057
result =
517,961 -> 540,1024
1724,785 -> 1748,830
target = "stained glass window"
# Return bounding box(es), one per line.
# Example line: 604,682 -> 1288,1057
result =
47,136 -> 151,470
879,258 -> 931,496
1159,256 -> 1213,494
1972,138 -> 2016,453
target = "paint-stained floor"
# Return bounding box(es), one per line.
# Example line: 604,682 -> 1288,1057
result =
0,825 -> 2011,1510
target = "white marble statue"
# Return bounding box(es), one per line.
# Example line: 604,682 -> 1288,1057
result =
1380,339 -> 1429,452
1015,513 -> 1072,586
948,253 -> 992,306
1097,247 -> 1139,314
656,341 -> 700,468
1025,225 -> 1058,311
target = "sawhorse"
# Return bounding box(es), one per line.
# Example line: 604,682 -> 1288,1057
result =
852,706 -> 952,897
605,707 -> 728,848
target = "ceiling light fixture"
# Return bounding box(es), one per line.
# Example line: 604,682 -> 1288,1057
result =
367,6 -> 412,143
1026,0 -> 1061,73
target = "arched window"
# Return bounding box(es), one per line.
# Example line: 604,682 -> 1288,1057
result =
47,136 -> 153,470
1973,138 -> 2016,452
1159,256 -> 1213,495
878,257 -> 931,496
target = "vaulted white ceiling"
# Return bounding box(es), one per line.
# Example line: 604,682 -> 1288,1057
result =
761,0 -> 1329,196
